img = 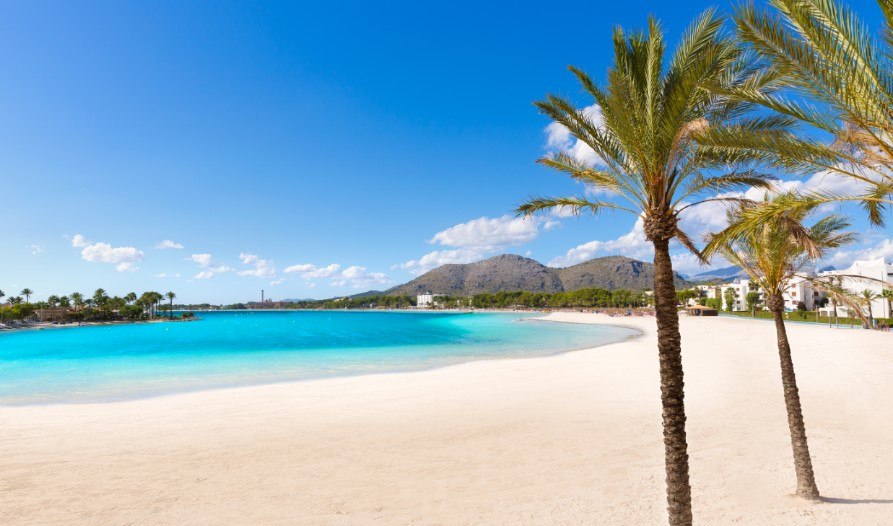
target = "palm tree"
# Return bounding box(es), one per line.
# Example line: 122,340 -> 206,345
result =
515,11 -> 782,524
699,0 -> 893,226
21,288 -> 33,303
125,292 -> 137,305
70,292 -> 84,316
165,291 -> 176,318
704,196 -> 857,501
860,289 -> 880,328
882,289 -> 893,320
0,290 -> 5,304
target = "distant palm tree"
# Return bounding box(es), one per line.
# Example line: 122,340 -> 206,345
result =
882,289 -> 893,320
705,197 -> 857,501
125,292 -> 137,305
861,289 -> 880,328
0,290 -> 5,304
516,10 -> 782,524
165,291 -> 176,318
21,288 -> 33,303
70,292 -> 84,316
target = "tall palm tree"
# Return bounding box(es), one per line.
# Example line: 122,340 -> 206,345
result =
516,11 -> 781,525
699,0 -> 893,226
165,291 -> 176,318
21,288 -> 33,303
0,290 -> 5,304
704,196 -> 857,500
125,292 -> 137,305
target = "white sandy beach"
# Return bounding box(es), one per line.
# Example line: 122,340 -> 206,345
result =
2,313 -> 892,525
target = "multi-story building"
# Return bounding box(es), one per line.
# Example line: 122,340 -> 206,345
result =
718,279 -> 764,311
717,275 -> 822,312
818,258 -> 893,320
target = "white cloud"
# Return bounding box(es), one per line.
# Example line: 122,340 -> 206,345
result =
548,218 -> 652,267
189,253 -> 233,279
285,263 -> 341,278
79,242 -> 144,272
544,104 -> 605,166
397,214 -> 559,275
395,247 -> 491,275
430,214 -> 544,248
270,278 -> 286,286
155,273 -> 168,278
284,262 -> 391,288
190,253 -> 213,267
154,240 -> 184,250
27,244 -> 43,255
238,253 -> 276,278
824,238 -> 893,270
71,234 -> 89,248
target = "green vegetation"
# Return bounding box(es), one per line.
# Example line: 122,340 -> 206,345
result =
0,288 -> 185,324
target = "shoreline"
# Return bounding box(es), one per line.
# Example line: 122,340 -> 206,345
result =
1,313 -> 643,408
3,313 -> 891,524
0,316 -> 196,334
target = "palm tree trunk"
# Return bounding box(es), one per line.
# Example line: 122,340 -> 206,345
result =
652,239 -> 693,525
769,293 -> 820,500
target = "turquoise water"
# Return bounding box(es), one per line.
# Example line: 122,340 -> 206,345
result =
0,311 -> 637,405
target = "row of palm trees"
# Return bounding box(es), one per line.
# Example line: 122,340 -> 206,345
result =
519,1 -> 892,524
0,288 -> 177,321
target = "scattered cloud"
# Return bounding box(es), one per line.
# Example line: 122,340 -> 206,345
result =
189,253 -> 233,279
27,244 -> 44,255
544,104 -> 604,166
238,253 -> 276,278
285,263 -> 341,278
824,238 -> 893,270
71,234 -> 89,248
191,253 -> 213,267
80,242 -> 144,272
395,247 -> 491,275
397,214 -> 559,275
270,278 -> 286,286
548,217 -> 652,267
284,262 -> 391,288
154,240 -> 184,250
430,214 -> 546,248
154,272 -> 181,278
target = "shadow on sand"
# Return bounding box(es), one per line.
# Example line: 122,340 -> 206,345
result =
821,497 -> 893,505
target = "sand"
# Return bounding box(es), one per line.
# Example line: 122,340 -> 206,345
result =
2,313 -> 892,525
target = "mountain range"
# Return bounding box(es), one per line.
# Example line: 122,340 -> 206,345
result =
381,254 -> 689,296
684,265 -> 747,283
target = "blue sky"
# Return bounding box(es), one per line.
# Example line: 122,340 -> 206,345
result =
1,0 -> 890,303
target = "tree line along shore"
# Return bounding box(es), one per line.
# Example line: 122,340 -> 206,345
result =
0,288 -> 192,326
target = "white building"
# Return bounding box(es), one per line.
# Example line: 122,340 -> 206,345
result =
781,275 -> 822,311
818,258 -> 893,320
417,293 -> 444,308
714,274 -> 823,312
718,279 -> 764,311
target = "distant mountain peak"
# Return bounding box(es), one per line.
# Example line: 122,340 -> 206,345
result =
384,253 -> 687,296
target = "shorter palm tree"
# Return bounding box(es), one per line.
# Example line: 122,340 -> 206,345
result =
883,290 -> 893,321
861,290 -> 880,328
165,291 -> 176,318
705,196 -> 857,500
21,288 -> 33,303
